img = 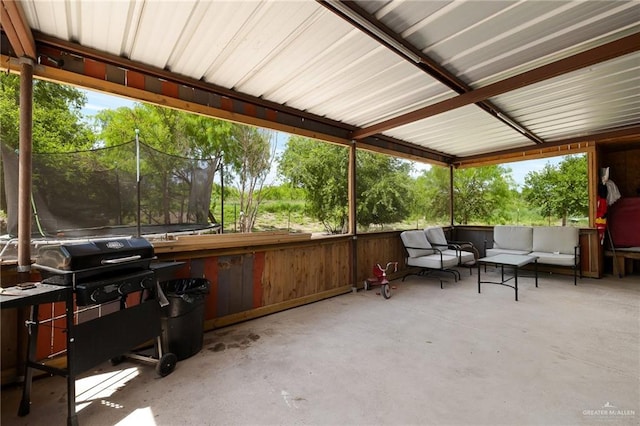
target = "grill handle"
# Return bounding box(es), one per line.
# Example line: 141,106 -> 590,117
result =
101,255 -> 142,265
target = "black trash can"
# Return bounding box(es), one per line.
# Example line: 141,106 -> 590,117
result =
159,278 -> 210,361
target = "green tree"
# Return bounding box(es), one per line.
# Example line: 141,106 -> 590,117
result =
522,155 -> 587,225
413,166 -> 449,223
95,104 -> 231,224
224,126 -> 275,232
278,136 -> 348,233
278,137 -> 412,233
0,73 -> 94,151
414,165 -> 514,225
522,164 -> 556,222
96,104 -> 276,231
0,76 -> 95,234
356,150 -> 412,229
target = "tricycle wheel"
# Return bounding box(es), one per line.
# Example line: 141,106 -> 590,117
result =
382,283 -> 391,299
363,280 -> 369,291
156,353 -> 177,377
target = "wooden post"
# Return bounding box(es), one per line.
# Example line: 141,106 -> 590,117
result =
348,142 -> 357,235
220,154 -> 225,233
15,57 -> 34,382
17,57 -> 33,276
587,146 -> 597,228
449,165 -> 454,226
348,142 -> 357,291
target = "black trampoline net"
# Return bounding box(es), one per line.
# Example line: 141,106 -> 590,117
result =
1,141 -> 218,238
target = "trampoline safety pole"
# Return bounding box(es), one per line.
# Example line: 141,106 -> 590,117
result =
135,128 -> 141,237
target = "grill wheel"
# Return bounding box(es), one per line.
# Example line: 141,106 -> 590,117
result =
157,353 -> 177,377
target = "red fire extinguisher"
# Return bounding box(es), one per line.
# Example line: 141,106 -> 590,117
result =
595,183 -> 607,245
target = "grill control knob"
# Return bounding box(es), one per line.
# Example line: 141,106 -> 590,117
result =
140,277 -> 155,290
90,289 -> 103,303
118,281 -> 135,295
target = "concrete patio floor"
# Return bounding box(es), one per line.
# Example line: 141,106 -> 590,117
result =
2,268 -> 639,426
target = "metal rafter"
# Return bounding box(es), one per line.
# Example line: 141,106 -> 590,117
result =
353,32 -> 640,140
318,0 -> 544,144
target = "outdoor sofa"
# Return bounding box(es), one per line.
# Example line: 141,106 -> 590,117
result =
484,225 -> 581,285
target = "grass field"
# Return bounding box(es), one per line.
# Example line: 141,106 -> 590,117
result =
213,200 -> 587,234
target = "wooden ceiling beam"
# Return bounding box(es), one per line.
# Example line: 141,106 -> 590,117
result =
0,0 -> 35,59
353,32 -> 640,140
453,125 -> 640,168
0,1 -> 25,57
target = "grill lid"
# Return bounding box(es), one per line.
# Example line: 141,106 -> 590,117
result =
35,237 -> 154,280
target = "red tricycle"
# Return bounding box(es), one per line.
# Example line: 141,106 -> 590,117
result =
364,262 -> 398,299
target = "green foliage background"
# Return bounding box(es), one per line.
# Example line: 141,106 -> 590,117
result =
0,74 -> 94,151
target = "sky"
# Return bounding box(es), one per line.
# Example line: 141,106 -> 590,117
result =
83,90 -> 136,113
82,89 -> 566,188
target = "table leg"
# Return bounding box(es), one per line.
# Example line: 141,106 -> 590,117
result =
501,264 -> 504,283
535,259 -> 538,288
18,304 -> 39,417
514,267 -> 519,301
65,291 -> 78,426
477,262 -> 481,293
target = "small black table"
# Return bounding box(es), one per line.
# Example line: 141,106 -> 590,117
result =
1,283 -> 75,423
477,254 -> 538,301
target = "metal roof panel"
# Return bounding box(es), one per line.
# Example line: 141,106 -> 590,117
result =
387,105 -> 533,157
491,52 -> 640,141
9,0 -> 640,162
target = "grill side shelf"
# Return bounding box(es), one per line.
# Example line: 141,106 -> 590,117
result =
0,283 -> 70,310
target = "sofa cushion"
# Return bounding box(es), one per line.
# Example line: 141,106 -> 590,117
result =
530,252 -> 576,267
435,248 -> 476,264
401,230 -> 434,258
493,226 -> 533,252
486,248 -> 532,257
532,226 -> 579,254
406,253 -> 459,269
424,227 -> 448,246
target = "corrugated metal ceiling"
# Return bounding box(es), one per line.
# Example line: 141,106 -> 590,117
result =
7,0 -> 640,162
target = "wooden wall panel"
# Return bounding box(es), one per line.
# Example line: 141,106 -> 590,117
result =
356,232 -> 406,284
454,226 -> 493,258
216,254 -> 255,317
262,249 -> 287,305
579,229 -> 601,278
203,257 -> 218,319
326,241 -> 350,290
292,247 -> 310,299
600,146 -> 640,197
253,252 -> 264,309
261,240 -> 351,306
0,309 -> 18,381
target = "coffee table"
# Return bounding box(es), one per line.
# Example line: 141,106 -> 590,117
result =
477,254 -> 538,301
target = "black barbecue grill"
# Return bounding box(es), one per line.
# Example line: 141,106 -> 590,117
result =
36,237 -> 157,305
1,236 -> 182,426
